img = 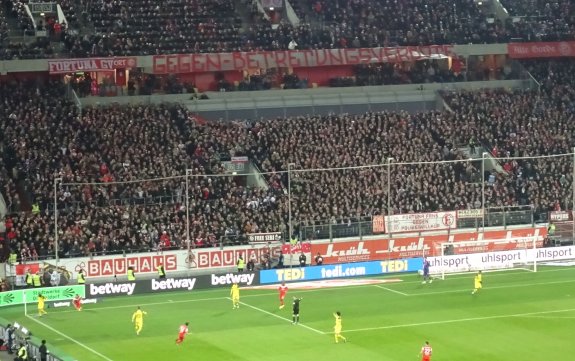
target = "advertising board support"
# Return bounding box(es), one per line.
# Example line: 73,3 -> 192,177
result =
572,147 -> 575,241
185,168 -> 191,256
481,152 -> 487,232
387,157 -> 393,221
54,177 -> 61,262
288,162 -> 294,269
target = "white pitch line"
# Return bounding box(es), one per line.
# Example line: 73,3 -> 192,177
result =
374,285 -> 409,296
408,279 -> 575,296
330,308 -> 575,334
26,314 -> 114,361
513,315 -> 575,320
51,268 -> 575,314
235,299 -> 325,335
55,295 -> 230,314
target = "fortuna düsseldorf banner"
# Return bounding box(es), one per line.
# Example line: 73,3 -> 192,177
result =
152,45 -> 454,74
48,57 -> 138,74
385,211 -> 457,233
311,226 -> 547,265
508,41 -> 575,59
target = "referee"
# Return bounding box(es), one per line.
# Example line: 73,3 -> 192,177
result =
292,297 -> 302,325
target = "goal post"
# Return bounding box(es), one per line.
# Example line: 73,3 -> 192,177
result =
430,237 -> 539,280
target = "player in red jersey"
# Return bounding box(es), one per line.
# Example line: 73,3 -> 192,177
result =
73,295 -> 82,311
278,282 -> 288,309
420,341 -> 432,361
175,322 -> 189,345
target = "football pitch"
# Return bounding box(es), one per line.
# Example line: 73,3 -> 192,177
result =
4,267 -> 575,361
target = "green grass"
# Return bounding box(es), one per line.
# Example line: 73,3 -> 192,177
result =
4,267 -> 575,361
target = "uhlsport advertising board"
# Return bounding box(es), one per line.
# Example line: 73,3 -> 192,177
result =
428,245 -> 575,274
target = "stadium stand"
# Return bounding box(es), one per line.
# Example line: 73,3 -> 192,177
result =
66,0 -> 243,57
500,0 -> 575,41
0,43 -> 572,259
0,0 -> 573,57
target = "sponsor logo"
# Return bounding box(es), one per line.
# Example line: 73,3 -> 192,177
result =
211,273 -> 255,286
89,283 -> 136,296
275,268 -> 306,282
82,298 -> 99,304
62,287 -> 76,298
388,238 -> 430,254
53,302 -> 71,308
151,278 -> 196,291
2,293 -> 15,305
379,260 -> 409,273
324,242 -> 370,258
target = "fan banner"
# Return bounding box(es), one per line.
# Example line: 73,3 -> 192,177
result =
385,211 -> 457,233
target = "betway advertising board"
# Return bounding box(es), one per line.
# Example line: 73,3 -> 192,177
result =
55,244 -> 280,277
259,258 -> 422,284
428,246 -> 575,274
86,272 -> 259,297
312,226 -> 546,264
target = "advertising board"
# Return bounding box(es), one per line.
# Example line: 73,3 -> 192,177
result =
85,272 -> 259,297
259,258 -> 422,284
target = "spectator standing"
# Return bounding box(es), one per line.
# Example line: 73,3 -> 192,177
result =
39,340 -> 48,361
315,252 -> 323,266
77,269 -> 86,285
299,253 -> 307,267
127,267 -> 136,281
237,255 -> 245,272
157,263 -> 166,279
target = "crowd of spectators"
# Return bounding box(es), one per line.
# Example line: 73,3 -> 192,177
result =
441,59 -> 575,214
500,0 -> 575,41
0,80 -> 283,260
1,59 -> 575,262
65,0 -> 243,57
0,0 -> 572,58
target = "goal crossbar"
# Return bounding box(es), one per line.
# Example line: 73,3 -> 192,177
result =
430,236 -> 539,280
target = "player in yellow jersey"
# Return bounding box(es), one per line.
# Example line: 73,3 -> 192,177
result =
131,306 -> 147,335
37,294 -> 48,316
333,311 -> 347,344
230,283 -> 240,309
472,270 -> 482,295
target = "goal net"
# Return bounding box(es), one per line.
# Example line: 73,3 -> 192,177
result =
429,236 -> 540,280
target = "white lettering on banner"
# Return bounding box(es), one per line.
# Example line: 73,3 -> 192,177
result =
151,278 -> 196,291
89,283 -> 135,296
47,57 -> 137,74
428,246 -> 575,274
385,238 -> 431,255
210,273 -> 255,286
320,265 -> 367,278
456,209 -> 484,219
549,211 -> 571,222
324,242 -> 370,258
385,211 -> 457,233
152,46 -> 455,74
53,302 -> 71,308
82,298 -> 99,304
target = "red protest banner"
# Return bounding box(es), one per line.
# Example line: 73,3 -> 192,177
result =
152,45 -> 455,74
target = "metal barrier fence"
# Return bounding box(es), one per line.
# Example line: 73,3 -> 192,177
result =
299,206 -> 538,242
